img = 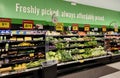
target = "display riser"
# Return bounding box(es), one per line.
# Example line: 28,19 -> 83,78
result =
57,57 -> 110,76
110,55 -> 120,63
1,55 -> 120,78
0,70 -> 41,78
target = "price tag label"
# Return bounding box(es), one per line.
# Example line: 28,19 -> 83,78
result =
72,24 -> 79,31
56,23 -> 64,31
11,30 -> 17,35
29,53 -> 34,57
23,20 -> 34,30
1,30 -> 6,34
114,27 -> 118,32
0,18 -> 11,29
79,60 -> 84,63
102,26 -> 106,32
84,25 -> 90,31
24,23 -> 33,29
0,22 -> 10,28
19,31 -> 24,34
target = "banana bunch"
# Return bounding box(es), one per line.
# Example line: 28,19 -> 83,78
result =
13,63 -> 27,72
18,42 -> 34,47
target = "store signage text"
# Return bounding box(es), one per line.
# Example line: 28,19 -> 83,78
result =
15,3 -> 105,21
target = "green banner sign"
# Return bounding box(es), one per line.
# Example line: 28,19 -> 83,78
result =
0,0 -> 120,26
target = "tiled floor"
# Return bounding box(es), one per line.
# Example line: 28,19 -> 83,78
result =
58,62 -> 120,78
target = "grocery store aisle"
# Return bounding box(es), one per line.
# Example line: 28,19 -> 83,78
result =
58,62 -> 120,78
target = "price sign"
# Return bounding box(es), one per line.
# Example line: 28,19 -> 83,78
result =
72,24 -> 79,31
29,53 -> 34,57
84,24 -> 90,31
55,23 -> 64,31
102,26 -> 106,32
0,18 -> 11,29
23,20 -> 34,29
24,23 -> 33,29
114,27 -> 118,32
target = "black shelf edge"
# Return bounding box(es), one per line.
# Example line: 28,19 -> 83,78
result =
105,38 -> 120,40
0,34 -> 45,36
49,39 -> 104,43
57,55 -> 110,66
0,40 -> 45,43
9,40 -> 45,43
105,34 -> 119,36
2,58 -> 42,67
0,67 -> 42,77
46,34 -> 104,37
9,46 -> 45,50
49,46 -> 95,51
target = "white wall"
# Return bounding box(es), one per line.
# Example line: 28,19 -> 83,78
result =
65,0 -> 120,11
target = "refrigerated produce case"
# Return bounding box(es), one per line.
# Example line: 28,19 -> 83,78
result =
0,24 -> 120,77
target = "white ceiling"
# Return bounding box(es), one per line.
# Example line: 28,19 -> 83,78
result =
65,0 -> 120,12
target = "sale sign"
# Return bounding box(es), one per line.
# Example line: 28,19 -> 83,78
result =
0,18 -> 11,29
102,26 -> 106,32
55,22 -> 64,31
72,24 -> 79,31
84,24 -> 90,31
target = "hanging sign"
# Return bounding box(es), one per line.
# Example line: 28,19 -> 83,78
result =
0,18 -> 11,29
72,24 -> 79,31
23,20 -> 34,29
55,23 -> 64,31
84,24 -> 90,31
102,26 -> 106,32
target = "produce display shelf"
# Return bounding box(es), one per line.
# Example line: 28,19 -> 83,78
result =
105,34 -> 120,36
9,40 -> 45,43
85,34 -> 104,37
50,39 -> 104,43
0,40 -> 44,44
11,34 -> 45,36
0,41 -> 8,43
0,54 -> 26,59
9,46 -> 45,50
111,53 -> 120,56
0,34 -> 45,36
84,55 -> 110,61
110,42 -> 120,48
0,53 -> 36,59
1,59 -> 40,67
46,35 -> 79,37
104,38 -> 120,39
49,46 -> 95,51
0,34 -> 11,36
57,55 -> 110,66
110,49 -> 119,51
47,34 -> 104,37
0,67 -> 42,77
